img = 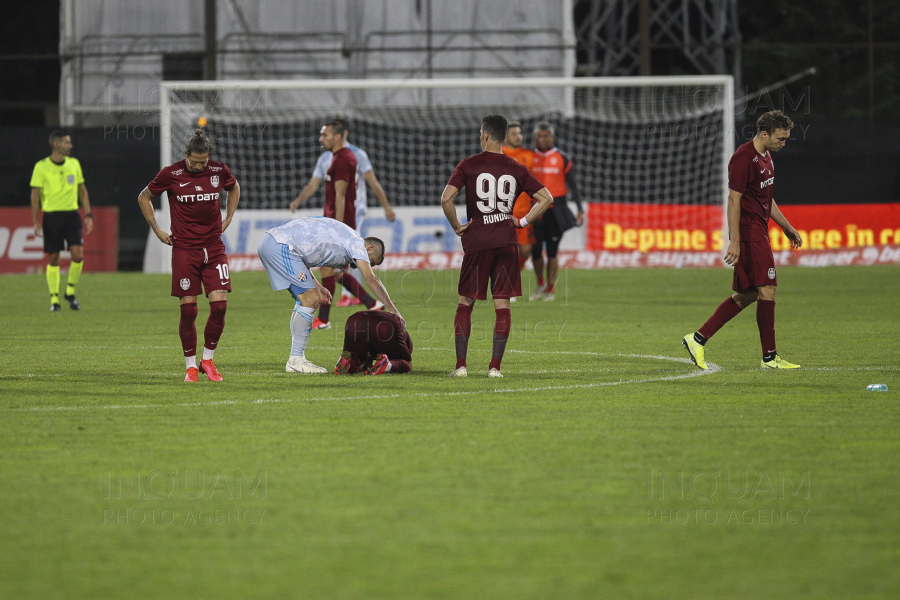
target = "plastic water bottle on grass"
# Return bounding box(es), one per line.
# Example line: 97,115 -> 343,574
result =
866,384 -> 888,392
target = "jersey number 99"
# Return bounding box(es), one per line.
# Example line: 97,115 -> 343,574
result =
475,173 -> 516,214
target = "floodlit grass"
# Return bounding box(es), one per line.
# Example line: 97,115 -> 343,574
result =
1,265 -> 898,599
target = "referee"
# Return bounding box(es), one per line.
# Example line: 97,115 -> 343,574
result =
30,131 -> 92,311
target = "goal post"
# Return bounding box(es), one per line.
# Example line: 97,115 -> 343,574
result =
147,76 -> 734,273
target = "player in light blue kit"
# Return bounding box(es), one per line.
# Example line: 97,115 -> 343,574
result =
258,217 -> 403,373
290,120 -> 396,310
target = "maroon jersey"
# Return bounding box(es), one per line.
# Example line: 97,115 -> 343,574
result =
728,141 -> 775,242
148,159 -> 236,249
325,147 -> 357,229
447,151 -> 544,254
344,311 -> 413,364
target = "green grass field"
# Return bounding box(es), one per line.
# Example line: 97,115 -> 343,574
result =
1,265 -> 898,599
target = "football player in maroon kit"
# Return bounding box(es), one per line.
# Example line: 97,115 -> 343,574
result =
441,115 -> 554,378
138,129 -> 241,382
310,119 -> 383,330
333,311 -> 413,375
682,110 -> 803,370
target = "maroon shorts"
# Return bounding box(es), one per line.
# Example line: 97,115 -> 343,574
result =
732,240 -> 777,293
171,243 -> 232,297
458,245 -> 521,300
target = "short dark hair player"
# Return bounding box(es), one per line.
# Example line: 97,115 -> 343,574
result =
682,110 -> 803,370
441,115 -> 553,378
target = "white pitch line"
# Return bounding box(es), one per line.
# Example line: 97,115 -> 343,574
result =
9,352 -> 720,413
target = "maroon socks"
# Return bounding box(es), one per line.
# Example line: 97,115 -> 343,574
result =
318,275 -> 336,322
698,297 -> 743,340
179,303 -> 199,357
454,304 -> 473,369
489,308 -> 511,370
204,300 -> 227,353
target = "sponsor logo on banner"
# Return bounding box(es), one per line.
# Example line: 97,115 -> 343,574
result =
0,207 -> 118,273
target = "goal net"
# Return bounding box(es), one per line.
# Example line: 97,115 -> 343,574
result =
149,76 -> 734,271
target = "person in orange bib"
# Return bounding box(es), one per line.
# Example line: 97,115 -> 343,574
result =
529,122 -> 584,301
502,121 -> 537,279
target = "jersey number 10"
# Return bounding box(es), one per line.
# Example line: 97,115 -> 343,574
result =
475,173 -> 516,214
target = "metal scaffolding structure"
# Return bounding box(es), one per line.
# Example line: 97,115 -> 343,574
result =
574,0 -> 741,86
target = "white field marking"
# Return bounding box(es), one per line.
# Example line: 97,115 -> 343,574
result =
809,366 -> 900,372
10,352 -> 719,412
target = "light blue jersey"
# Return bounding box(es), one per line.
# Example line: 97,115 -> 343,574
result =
312,142 -> 373,223
266,217 -> 369,269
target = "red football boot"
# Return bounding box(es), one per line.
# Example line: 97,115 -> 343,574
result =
200,359 -> 223,382
366,354 -> 392,375
334,351 -> 354,375
311,317 -> 332,330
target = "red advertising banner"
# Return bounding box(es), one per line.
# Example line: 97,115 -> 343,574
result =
584,202 -> 900,267
0,207 -> 118,273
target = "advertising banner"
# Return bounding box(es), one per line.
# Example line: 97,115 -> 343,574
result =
586,202 -> 900,268
0,207 -> 118,273
144,203 -> 900,273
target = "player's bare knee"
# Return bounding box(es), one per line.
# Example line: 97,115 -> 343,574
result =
732,291 -> 758,308
296,289 -> 319,308
757,285 -> 776,301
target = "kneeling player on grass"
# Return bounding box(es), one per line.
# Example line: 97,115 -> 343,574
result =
682,110 -> 803,371
334,311 -> 413,375
257,217 -> 403,373
441,114 -> 553,378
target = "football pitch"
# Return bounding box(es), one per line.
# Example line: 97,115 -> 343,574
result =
1,265 -> 898,599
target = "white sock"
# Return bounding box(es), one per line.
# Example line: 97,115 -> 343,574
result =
185,356 -> 197,369
202,347 -> 215,361
290,303 -> 316,357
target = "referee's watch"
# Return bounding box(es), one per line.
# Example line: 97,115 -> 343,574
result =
85,213 -> 94,218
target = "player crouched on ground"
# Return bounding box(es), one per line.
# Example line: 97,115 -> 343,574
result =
334,311 -> 413,375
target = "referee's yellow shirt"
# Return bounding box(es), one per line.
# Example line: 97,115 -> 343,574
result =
30,157 -> 85,212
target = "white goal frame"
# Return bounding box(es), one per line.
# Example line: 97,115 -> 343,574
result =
146,76 -> 734,273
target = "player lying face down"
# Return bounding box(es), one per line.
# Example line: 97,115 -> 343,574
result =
334,310 -> 413,375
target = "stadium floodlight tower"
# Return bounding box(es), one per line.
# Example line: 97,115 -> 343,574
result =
146,76 -> 734,273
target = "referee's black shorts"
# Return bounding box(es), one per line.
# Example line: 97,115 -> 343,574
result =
42,210 -> 83,254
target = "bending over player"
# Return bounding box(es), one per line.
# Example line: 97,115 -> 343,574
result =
257,217 -> 402,373
334,311 -> 413,375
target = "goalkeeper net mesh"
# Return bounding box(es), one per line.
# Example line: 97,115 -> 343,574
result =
161,78 -> 732,219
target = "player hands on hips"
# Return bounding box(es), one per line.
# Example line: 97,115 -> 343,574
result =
137,128 -> 241,382
441,114 -> 553,378
682,110 -> 803,372
256,216 -> 401,374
